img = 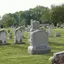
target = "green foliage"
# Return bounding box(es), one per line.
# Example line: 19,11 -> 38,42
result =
2,13 -> 16,27
40,8 -> 51,23
19,18 -> 26,26
1,4 -> 64,27
51,4 -> 64,26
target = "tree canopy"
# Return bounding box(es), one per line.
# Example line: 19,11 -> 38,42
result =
0,4 -> 64,27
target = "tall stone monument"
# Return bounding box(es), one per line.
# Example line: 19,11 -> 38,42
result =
28,20 -> 51,54
48,23 -> 54,37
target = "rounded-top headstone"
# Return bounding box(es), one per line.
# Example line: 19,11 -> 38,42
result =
32,20 -> 39,29
30,20 -> 40,31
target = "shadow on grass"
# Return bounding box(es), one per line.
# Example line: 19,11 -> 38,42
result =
7,43 -> 28,50
0,43 -> 10,46
49,41 -> 64,46
30,51 -> 54,57
0,42 -> 28,50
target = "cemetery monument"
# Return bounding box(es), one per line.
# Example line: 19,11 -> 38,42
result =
28,20 -> 51,54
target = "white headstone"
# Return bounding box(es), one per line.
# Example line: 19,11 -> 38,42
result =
14,27 -> 24,44
28,30 -> 50,54
48,24 -> 54,37
30,20 -> 40,32
28,21 -> 51,54
0,30 -> 8,44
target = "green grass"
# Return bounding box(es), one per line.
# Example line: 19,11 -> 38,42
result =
0,28 -> 64,64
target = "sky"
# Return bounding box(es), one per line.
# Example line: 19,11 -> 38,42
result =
0,0 -> 64,16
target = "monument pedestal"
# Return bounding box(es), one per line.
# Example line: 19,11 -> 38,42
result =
28,46 -> 51,54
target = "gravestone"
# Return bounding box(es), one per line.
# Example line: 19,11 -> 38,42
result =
56,32 -> 61,37
28,21 -> 51,54
14,27 -> 24,44
49,51 -> 64,64
14,27 -> 16,38
43,24 -> 47,30
57,23 -> 60,28
30,20 -> 40,32
19,26 -> 25,38
60,24 -> 64,28
0,30 -> 8,45
48,23 -> 54,37
26,25 -> 31,32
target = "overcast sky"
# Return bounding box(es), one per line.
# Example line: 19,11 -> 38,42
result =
0,0 -> 64,16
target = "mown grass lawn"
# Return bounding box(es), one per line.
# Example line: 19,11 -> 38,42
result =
0,28 -> 64,64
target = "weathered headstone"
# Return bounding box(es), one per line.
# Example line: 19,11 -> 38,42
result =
49,51 -> 64,64
43,24 -> 47,30
56,32 -> 61,37
0,30 -> 8,45
28,21 -> 51,54
14,27 -> 24,44
26,25 -> 31,32
30,20 -> 40,32
19,26 -> 25,38
48,23 -> 54,37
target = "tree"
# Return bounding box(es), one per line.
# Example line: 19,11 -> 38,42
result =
2,13 -> 16,27
40,8 -> 51,24
51,4 -> 64,26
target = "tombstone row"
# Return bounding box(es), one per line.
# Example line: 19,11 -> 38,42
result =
0,27 -> 24,45
0,20 -> 51,55
0,20 -> 61,55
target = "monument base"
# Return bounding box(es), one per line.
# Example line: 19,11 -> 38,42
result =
28,46 -> 51,54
